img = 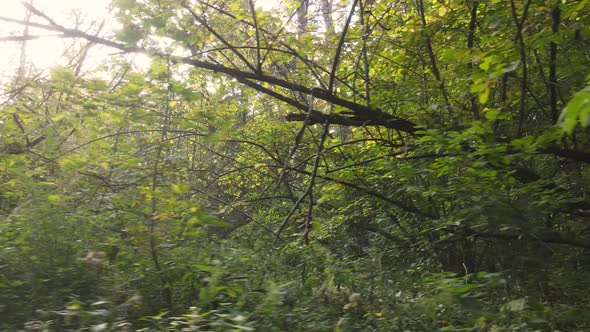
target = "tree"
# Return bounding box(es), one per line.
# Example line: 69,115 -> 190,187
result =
1,0 -> 589,330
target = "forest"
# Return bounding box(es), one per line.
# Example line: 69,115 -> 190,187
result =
0,0 -> 589,331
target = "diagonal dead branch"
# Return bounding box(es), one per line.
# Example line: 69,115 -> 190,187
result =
0,5 -> 417,134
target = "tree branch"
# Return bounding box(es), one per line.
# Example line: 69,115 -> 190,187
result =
329,0 -> 358,93
0,9 -> 419,135
269,165 -> 434,218
182,3 -> 257,72
285,110 -> 417,133
303,121 -> 330,244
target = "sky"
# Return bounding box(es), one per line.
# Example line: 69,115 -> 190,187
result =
0,0 -> 280,79
0,0 -> 114,74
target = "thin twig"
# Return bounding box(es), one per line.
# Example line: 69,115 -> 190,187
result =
0,12 -> 412,133
510,0 -> 531,137
329,0 -> 359,93
549,5 -> 560,122
304,121 -> 330,244
248,0 -> 262,72
182,3 -> 256,72
467,1 -> 480,120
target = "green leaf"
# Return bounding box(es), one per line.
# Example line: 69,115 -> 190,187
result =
559,86 -> 590,134
478,85 -> 490,104
66,302 -> 82,311
479,55 -> 496,71
47,194 -> 61,203
113,0 -> 137,10
193,264 -> 216,272
512,136 -> 535,152
484,109 -> 499,121
49,66 -> 75,82
171,183 -> 190,194
200,215 -> 230,227
149,58 -> 168,78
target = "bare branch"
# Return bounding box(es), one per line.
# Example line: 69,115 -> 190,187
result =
182,3 -> 257,72
329,0 -> 359,93
286,110 -> 417,133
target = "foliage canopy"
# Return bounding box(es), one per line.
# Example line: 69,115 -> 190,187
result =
0,0 -> 589,331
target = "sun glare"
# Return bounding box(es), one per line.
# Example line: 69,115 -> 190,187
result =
0,0 -> 113,77
0,0 -> 282,81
